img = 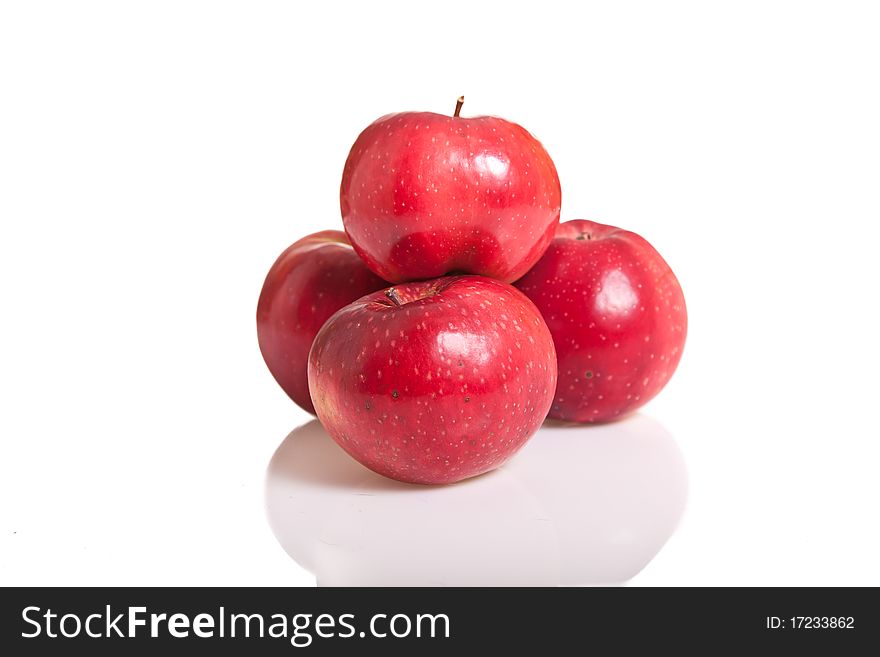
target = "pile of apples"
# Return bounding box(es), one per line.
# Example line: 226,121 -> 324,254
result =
258,98 -> 687,485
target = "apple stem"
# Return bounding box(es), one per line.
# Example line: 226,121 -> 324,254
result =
454,96 -> 464,118
385,288 -> 404,307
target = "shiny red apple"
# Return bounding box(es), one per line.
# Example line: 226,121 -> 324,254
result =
308,275 -> 557,484
340,98 -> 561,284
257,230 -> 388,414
515,220 -> 687,423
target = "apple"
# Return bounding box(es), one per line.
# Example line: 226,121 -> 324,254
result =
514,220 -> 687,423
308,275 -> 557,484
257,230 -> 388,414
340,97 -> 561,284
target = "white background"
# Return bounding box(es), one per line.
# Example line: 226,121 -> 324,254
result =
2,0 -> 879,586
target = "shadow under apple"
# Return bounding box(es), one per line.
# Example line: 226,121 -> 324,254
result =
265,414 -> 687,586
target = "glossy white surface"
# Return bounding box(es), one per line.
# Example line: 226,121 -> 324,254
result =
266,416 -> 687,586
2,1 -> 880,586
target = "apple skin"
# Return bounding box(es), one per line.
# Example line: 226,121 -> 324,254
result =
340,109 -> 561,284
514,220 -> 687,423
257,230 -> 388,414
308,275 -> 557,484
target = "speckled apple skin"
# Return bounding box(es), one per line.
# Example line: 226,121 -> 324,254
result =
340,111 -> 561,284
308,275 -> 557,484
257,230 -> 388,414
515,220 -> 687,423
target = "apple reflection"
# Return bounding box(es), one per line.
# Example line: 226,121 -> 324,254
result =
265,415 -> 687,586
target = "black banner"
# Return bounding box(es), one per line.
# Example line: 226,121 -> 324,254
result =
1,587 -> 875,653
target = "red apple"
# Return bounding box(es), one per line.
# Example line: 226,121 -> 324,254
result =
257,230 -> 388,414
514,220 -> 687,423
340,98 -> 561,284
308,275 -> 557,484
